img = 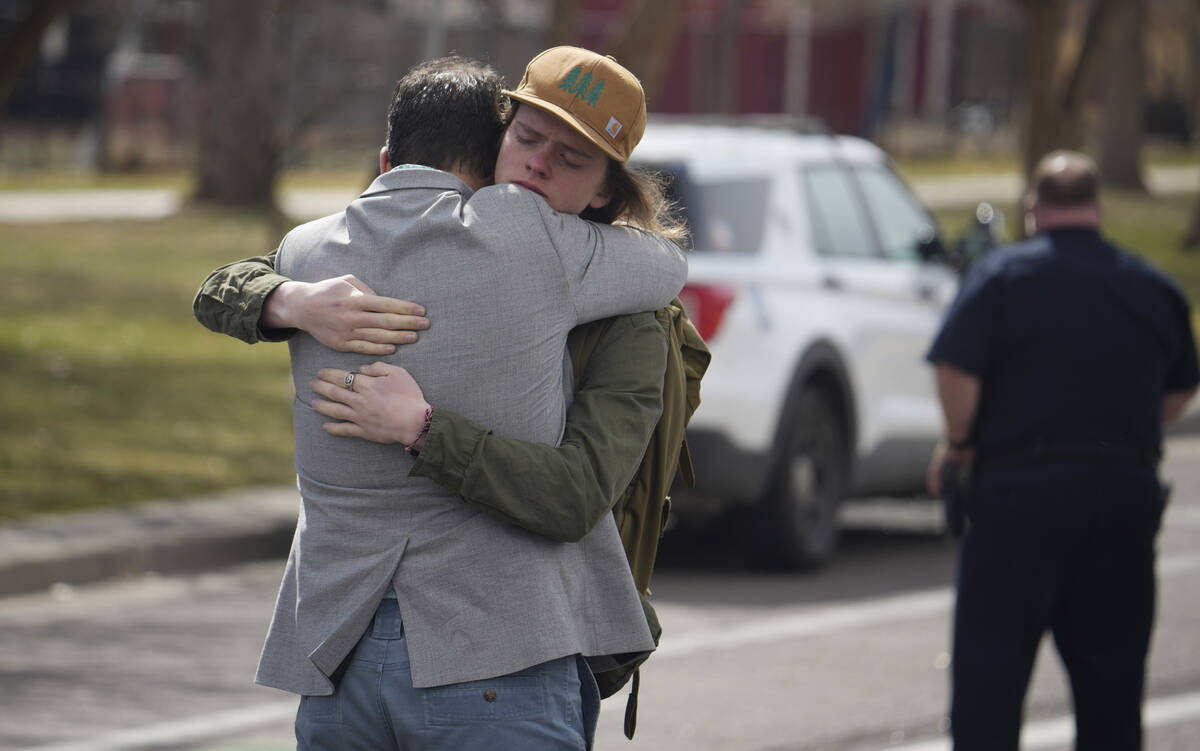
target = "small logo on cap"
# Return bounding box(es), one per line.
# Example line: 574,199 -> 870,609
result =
558,66 -> 605,107
605,116 -> 623,138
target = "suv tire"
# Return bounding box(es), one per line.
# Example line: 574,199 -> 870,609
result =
747,387 -> 846,570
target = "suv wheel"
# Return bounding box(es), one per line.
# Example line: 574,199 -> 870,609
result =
747,388 -> 846,570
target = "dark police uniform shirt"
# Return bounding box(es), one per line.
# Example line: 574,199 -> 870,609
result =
926,228 -> 1200,456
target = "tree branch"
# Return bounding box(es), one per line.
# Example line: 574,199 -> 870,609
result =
601,0 -> 685,106
1060,0 -> 1118,111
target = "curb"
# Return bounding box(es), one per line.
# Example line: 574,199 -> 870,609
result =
0,487 -> 299,598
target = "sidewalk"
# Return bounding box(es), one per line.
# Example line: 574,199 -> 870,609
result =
0,166 -> 1196,223
909,163 -> 1199,208
0,487 -> 300,598
0,187 -> 361,223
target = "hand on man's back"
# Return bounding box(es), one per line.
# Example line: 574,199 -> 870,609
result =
266,274 -> 430,355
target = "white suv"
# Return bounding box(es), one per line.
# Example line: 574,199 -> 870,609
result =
633,120 -> 960,569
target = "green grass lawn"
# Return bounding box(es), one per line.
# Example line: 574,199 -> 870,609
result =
932,191 -> 1200,294
894,144 -> 1200,179
1,188 -> 1199,520
0,212 -> 298,518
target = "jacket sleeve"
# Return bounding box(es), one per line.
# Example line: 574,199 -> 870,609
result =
471,185 -> 688,325
192,248 -> 296,344
541,206 -> 689,325
409,312 -> 668,542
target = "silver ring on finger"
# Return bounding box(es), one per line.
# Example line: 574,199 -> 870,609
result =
344,372 -> 358,390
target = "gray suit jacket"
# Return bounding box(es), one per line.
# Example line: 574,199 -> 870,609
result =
258,167 -> 686,695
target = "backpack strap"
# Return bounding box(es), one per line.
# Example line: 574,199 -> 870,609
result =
655,300 -> 710,488
623,668 -> 641,739
574,302 -> 711,737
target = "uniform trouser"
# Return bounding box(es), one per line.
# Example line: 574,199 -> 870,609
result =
295,598 -> 601,751
950,461 -> 1166,751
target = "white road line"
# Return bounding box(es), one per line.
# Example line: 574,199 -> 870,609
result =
21,701 -> 298,751
27,551 -> 1200,749
1158,550 -> 1200,576
649,549 -> 1200,663
884,690 -> 1200,751
1163,433 -> 1200,459
1166,506 -> 1200,529
1146,692 -> 1200,735
599,549 -> 1200,715
655,588 -> 953,660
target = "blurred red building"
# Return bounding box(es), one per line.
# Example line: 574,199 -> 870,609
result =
569,0 -> 1023,139
5,0 -> 1191,169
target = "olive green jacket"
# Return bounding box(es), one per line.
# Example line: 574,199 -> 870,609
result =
193,252 -> 667,541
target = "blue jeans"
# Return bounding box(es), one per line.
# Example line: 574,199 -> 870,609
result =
295,598 -> 600,750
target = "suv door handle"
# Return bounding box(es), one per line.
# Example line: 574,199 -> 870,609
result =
820,274 -> 844,291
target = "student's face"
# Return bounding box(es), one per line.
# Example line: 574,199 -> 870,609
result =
494,104 -> 612,215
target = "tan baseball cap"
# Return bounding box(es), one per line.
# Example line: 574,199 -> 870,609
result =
503,46 -> 647,163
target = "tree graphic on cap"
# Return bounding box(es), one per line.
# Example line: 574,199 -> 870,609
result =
572,72 -> 594,98
559,66 -> 580,94
584,80 -> 604,107
558,65 -> 604,108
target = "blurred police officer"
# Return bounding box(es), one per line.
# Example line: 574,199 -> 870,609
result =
926,150 -> 1200,750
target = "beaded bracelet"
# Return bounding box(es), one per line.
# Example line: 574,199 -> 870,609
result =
405,407 -> 434,455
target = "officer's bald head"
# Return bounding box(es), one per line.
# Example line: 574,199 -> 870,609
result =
1032,151 -> 1100,208
1026,150 -> 1102,233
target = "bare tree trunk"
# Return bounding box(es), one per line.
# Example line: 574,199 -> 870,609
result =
1021,0 -> 1070,181
602,0 -> 685,107
0,0 -> 80,114
1191,0 -> 1200,141
1186,0 -> 1200,249
1018,0 -> 1120,188
190,0 -> 384,216
1060,0 -> 1117,113
191,0 -> 293,213
1185,202 -> 1200,249
545,0 -> 579,47
1097,0 -> 1146,190
715,0 -> 744,114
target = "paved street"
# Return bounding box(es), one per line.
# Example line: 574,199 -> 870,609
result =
2,437 -> 1199,751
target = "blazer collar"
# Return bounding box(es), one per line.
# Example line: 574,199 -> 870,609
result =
360,167 -> 474,199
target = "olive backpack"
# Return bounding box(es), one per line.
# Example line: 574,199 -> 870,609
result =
569,298 -> 710,739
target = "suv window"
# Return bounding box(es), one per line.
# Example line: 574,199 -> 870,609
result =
803,166 -> 876,258
649,164 -> 770,254
853,165 -> 937,262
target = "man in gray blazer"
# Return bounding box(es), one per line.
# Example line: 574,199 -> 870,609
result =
260,54 -> 685,750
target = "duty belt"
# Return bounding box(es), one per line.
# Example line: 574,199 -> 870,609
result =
976,438 -> 1160,470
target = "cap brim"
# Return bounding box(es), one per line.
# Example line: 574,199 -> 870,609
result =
502,89 -> 625,163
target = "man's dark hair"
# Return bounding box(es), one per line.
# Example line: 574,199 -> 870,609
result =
1032,150 -> 1100,207
385,57 -> 511,181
